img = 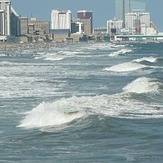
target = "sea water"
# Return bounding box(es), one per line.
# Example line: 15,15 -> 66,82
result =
0,42 -> 163,162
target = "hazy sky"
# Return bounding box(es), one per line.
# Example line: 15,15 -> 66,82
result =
12,0 -> 163,32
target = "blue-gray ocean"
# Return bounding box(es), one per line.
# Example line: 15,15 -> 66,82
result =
0,42 -> 163,163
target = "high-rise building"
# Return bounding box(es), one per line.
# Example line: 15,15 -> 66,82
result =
125,12 -> 150,34
10,7 -> 21,36
51,10 -> 71,31
0,0 -> 11,36
77,10 -> 93,35
115,0 -> 146,20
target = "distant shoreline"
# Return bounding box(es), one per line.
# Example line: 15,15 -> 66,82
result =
0,41 -> 79,52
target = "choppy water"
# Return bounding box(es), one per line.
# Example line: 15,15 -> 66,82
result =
0,42 -> 163,163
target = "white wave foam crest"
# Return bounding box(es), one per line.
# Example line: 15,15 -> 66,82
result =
18,101 -> 85,129
58,51 -> 83,55
110,44 -> 126,48
35,50 -> 81,60
0,76 -> 7,79
134,57 -> 158,63
0,61 -> 16,66
123,77 -> 160,94
81,43 -> 112,51
104,62 -> 146,72
44,56 -> 64,61
34,52 -> 65,61
109,48 -> 132,57
19,94 -> 163,131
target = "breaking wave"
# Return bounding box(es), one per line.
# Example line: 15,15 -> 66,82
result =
0,61 -> 17,66
104,62 -> 147,72
18,93 -> 163,131
134,57 -> 158,63
34,52 -> 65,61
109,48 -> 132,57
18,101 -> 85,129
123,77 -> 161,94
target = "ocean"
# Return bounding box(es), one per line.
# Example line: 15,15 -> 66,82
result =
0,42 -> 163,163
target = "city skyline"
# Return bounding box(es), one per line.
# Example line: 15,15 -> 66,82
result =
11,0 -> 163,32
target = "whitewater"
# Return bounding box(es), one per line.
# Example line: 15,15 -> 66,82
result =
0,42 -> 163,162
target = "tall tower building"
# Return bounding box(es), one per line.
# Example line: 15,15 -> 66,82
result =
77,10 -> 93,35
0,0 -> 11,36
115,0 -> 146,20
10,6 -> 21,36
51,10 -> 72,31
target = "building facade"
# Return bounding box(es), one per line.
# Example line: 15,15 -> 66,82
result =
0,10 -> 5,35
20,17 -> 28,35
10,6 -> 21,36
28,17 -> 50,35
0,0 -> 11,36
77,10 -> 93,35
107,19 -> 123,35
71,20 -> 84,34
125,12 -> 150,34
51,10 -> 71,31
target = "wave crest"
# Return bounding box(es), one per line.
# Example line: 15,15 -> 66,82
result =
109,48 -> 132,57
104,62 -> 146,72
123,77 -> 161,94
18,101 -> 85,129
134,57 -> 158,63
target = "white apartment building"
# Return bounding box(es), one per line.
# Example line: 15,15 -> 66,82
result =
125,12 -> 151,34
51,10 -> 72,31
107,18 -> 123,35
0,0 -> 11,36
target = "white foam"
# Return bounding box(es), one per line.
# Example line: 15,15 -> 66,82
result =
44,56 -> 64,61
18,101 -> 85,129
109,48 -> 132,57
123,77 -> 160,94
34,52 -> 65,61
0,61 -> 16,66
104,62 -> 146,72
79,43 -> 113,51
18,94 -> 163,131
34,50 -> 79,61
58,51 -> 83,55
110,44 -> 126,48
0,76 -> 7,79
0,53 -> 8,57
134,57 -> 158,63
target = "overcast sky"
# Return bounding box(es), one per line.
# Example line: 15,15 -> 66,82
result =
12,0 -> 163,32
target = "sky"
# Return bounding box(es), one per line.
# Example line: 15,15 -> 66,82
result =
12,0 -> 163,32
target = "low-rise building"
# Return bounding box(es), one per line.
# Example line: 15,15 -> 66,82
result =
50,29 -> 70,42
107,18 -> 123,35
28,17 -> 50,35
